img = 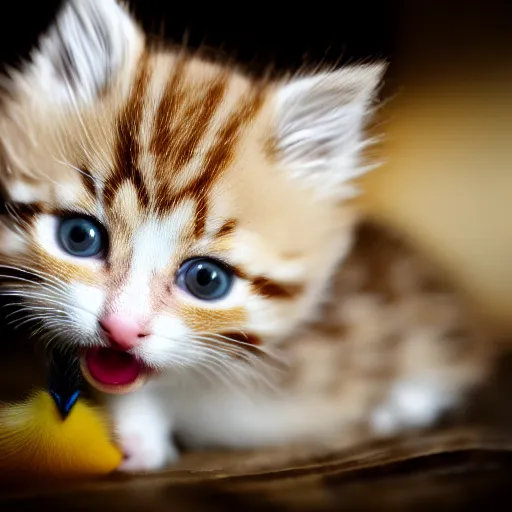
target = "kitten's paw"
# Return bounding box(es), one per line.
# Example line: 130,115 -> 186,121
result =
117,432 -> 179,472
109,390 -> 177,472
371,379 -> 457,436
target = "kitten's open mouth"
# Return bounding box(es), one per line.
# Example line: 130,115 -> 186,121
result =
80,348 -> 150,394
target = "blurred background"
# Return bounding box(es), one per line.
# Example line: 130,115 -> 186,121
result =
359,1 -> 512,335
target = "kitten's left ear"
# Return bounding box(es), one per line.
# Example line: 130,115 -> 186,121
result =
18,0 -> 142,105
275,63 -> 386,195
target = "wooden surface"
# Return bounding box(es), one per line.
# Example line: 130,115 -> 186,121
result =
2,428 -> 512,511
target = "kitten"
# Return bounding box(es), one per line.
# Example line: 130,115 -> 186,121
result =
0,0 -> 492,472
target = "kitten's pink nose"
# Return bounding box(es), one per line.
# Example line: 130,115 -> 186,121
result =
99,314 -> 149,351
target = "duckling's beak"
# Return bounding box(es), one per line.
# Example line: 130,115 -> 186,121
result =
47,348 -> 83,420
49,389 -> 80,420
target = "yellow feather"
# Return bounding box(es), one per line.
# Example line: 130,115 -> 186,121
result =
0,391 -> 122,480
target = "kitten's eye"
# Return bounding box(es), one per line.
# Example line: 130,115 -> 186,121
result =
176,258 -> 233,301
58,217 -> 105,258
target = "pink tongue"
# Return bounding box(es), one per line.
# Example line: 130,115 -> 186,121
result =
85,348 -> 141,386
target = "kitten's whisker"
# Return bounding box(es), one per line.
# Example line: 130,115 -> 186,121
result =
4,203 -> 31,232
38,317 -> 75,327
19,265 -> 71,290
152,333 -> 256,368
3,291 -> 68,308
52,157 -> 103,186
0,289 -> 97,318
38,329 -> 69,351
188,340 -> 275,376
151,330 -> 285,389
182,338 -> 282,392
2,304 -> 67,321
31,321 -> 69,338
8,314 -> 50,331
0,209 -> 32,246
0,264 -> 70,293
197,335 -> 288,367
4,307 -> 70,326
200,331 -> 289,366
6,312 -> 54,326
186,336 -> 251,357
0,271 -> 67,297
192,355 -> 238,389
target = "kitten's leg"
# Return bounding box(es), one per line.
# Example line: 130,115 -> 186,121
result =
370,376 -> 459,436
108,389 -> 178,472
370,329 -> 489,436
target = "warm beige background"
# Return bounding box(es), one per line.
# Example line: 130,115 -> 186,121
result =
358,2 -> 512,331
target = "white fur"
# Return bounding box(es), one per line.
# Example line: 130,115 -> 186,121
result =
371,378 -> 458,436
132,315 -> 190,368
172,388 -> 331,448
118,220 -> 179,316
53,181 -> 82,208
69,281 -> 105,338
132,217 -> 185,275
22,0 -> 141,106
276,64 -> 384,197
109,387 -> 178,472
115,204 -> 194,315
7,181 -> 45,204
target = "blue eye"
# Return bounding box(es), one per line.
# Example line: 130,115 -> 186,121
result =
177,258 -> 233,301
58,216 -> 106,258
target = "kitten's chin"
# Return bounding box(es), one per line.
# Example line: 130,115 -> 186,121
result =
80,347 -> 151,395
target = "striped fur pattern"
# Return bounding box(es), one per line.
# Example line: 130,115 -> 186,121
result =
0,0 -> 491,472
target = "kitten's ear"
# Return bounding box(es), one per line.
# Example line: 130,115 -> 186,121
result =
19,0 -> 142,105
275,64 -> 385,195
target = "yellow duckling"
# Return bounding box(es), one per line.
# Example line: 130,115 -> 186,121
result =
0,349 -> 122,481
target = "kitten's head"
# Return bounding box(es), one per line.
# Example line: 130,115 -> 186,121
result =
0,0 -> 384,392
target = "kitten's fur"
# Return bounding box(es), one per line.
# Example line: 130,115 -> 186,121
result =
0,0 -> 492,471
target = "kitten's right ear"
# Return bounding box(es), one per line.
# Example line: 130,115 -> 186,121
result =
12,0 -> 142,106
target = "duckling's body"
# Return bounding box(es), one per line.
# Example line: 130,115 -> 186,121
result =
0,349 -> 121,479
